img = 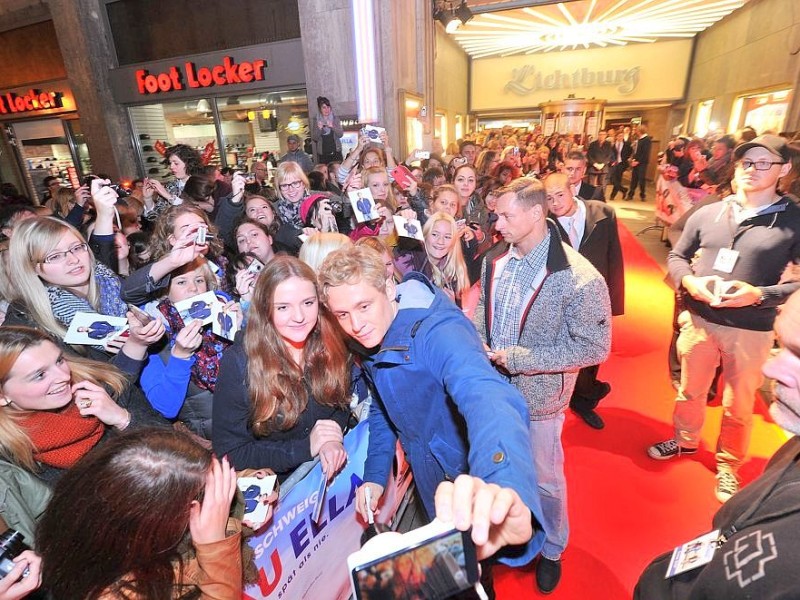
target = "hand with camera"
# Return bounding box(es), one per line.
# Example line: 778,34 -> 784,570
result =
73,184 -> 91,208
345,171 -> 363,193
90,178 -> 119,236
142,178 -> 157,212
230,172 -> 246,205
0,549 -> 42,600
122,310 -> 166,360
235,269 -> 257,301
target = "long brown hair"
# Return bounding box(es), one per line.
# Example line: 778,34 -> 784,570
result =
0,327 -> 128,471
38,428 -> 211,600
245,256 -> 350,434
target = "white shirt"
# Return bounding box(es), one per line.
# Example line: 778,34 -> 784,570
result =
556,199 -> 587,248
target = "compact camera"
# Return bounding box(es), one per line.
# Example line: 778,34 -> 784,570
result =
0,529 -> 28,579
329,198 -> 344,214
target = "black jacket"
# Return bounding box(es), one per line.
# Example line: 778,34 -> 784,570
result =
552,200 -> 625,316
211,343 -> 351,480
636,437 -> 800,599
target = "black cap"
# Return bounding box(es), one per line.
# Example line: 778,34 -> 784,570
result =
734,134 -> 789,161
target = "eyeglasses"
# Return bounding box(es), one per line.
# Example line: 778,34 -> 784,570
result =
738,158 -> 786,171
279,180 -> 304,192
42,242 -> 89,264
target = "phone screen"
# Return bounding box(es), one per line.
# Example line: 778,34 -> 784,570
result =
351,528 -> 479,600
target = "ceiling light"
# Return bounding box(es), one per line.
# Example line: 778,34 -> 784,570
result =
450,0 -> 748,58
455,1 -> 472,25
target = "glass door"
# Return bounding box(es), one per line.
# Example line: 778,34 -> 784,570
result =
11,118 -> 89,204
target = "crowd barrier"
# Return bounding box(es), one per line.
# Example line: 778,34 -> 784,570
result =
244,420 -> 413,599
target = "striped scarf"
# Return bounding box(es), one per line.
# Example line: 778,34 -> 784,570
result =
48,262 -> 128,329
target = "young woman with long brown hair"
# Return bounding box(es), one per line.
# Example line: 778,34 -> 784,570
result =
212,255 -> 351,481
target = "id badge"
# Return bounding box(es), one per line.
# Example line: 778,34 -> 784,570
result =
666,529 -> 720,578
713,248 -> 739,274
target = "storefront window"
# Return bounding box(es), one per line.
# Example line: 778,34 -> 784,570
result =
729,89 -> 793,136
10,119 -> 88,204
128,90 -> 308,178
129,100 -> 216,179
218,90 -> 308,171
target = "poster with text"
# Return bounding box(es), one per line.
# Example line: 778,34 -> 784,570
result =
244,421 -> 413,600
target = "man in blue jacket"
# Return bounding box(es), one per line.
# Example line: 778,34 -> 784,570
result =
320,245 -> 544,571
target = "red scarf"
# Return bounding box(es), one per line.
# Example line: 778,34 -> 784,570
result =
19,402 -> 105,469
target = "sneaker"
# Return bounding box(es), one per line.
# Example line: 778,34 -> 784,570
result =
715,471 -> 739,503
647,439 -> 698,460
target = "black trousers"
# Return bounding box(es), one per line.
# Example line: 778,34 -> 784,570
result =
628,164 -> 648,198
569,364 -> 607,412
609,163 -> 628,198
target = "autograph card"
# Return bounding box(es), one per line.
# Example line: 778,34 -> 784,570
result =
362,125 -> 385,145
238,475 -> 278,530
393,215 -> 423,241
64,312 -> 129,346
173,291 -> 217,327
348,188 -> 379,223
212,302 -> 239,341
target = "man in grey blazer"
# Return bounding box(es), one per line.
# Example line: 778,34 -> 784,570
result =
474,177 -> 611,594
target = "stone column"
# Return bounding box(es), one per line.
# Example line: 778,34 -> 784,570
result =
47,0 -> 138,180
298,0 -> 434,159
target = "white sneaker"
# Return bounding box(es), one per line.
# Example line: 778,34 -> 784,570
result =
715,471 -> 739,503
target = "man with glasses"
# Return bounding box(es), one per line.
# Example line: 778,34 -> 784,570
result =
244,161 -> 274,198
647,135 -> 800,504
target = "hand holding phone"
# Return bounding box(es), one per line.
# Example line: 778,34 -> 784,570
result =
127,304 -> 154,326
390,165 -> 414,192
349,519 -> 480,600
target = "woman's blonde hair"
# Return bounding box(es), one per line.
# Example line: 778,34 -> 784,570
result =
362,167 -> 396,212
298,233 -> 352,273
423,211 -> 469,298
0,327 -> 127,471
274,162 -> 310,202
8,217 -> 98,337
47,187 -> 75,218
149,204 -> 222,260
245,256 -> 350,434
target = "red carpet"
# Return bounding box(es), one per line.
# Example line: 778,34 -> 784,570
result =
494,224 -> 787,598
